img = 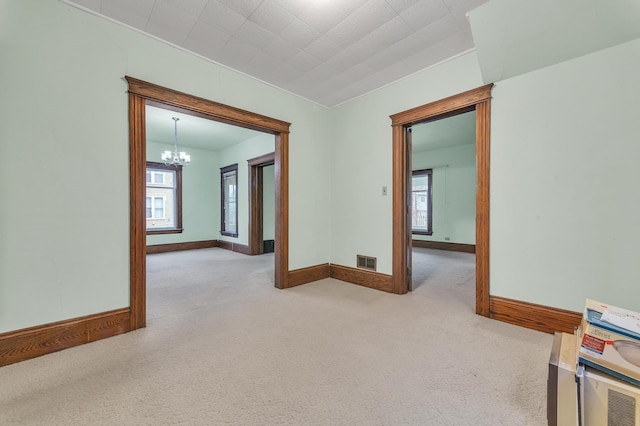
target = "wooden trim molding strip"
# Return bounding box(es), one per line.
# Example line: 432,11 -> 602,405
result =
127,77 -> 290,134
475,99 -> 491,317
146,240 -> 219,254
248,152 -> 275,166
282,262 -> 582,336
218,241 -> 251,255
391,123 -> 409,294
412,240 -> 476,253
129,92 -> 147,331
390,84 -> 493,315
247,153 -> 274,256
490,296 -> 582,334
330,264 -> 393,293
0,309 -> 130,367
248,163 -> 264,255
0,266 -> 579,368
126,75 -> 292,334
390,85 -> 492,126
288,264 -> 330,287
274,132 -> 290,289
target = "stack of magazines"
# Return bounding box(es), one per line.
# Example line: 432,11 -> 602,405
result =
577,299 -> 640,387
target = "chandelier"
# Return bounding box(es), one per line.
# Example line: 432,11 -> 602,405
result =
161,117 -> 191,166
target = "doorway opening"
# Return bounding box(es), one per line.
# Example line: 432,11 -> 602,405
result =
390,84 -> 493,316
248,152 -> 275,255
127,77 -> 291,331
409,111 -> 477,294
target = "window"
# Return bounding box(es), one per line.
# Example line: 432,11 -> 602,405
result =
146,170 -> 165,185
146,161 -> 182,234
412,169 -> 433,235
146,196 -> 165,219
220,164 -> 238,237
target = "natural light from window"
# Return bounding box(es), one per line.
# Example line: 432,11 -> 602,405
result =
412,169 -> 432,235
146,165 -> 178,231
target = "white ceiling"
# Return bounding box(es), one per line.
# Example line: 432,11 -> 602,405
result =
63,0 -> 639,150
65,0 -> 489,108
412,109 -> 475,153
146,105 -> 265,151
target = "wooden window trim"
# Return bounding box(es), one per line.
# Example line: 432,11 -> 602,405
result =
411,168 -> 433,236
220,163 -> 239,238
145,161 -> 183,235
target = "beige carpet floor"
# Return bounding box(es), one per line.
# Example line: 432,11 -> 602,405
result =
0,247 -> 552,425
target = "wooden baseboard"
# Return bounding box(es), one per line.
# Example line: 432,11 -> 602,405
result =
285,263 -> 394,293
146,240 -> 219,254
218,240 -> 250,255
0,308 -> 130,367
489,296 -> 581,334
330,264 -> 393,293
287,264 -> 330,287
412,240 -> 476,253
0,274 -> 580,369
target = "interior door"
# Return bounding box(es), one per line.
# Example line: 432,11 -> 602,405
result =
406,126 -> 413,292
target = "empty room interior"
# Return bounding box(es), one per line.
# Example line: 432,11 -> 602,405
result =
1,0 -> 639,424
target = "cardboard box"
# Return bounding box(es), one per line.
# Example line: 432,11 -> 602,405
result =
578,300 -> 640,387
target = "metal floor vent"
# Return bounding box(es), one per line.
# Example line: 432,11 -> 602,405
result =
357,255 -> 376,271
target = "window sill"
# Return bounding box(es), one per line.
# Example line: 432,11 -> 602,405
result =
412,230 -> 433,236
147,228 -> 183,235
220,232 -> 238,238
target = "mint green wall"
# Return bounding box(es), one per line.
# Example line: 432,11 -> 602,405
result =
327,53 -> 484,274
328,39 -> 640,314
146,136 -> 276,247
0,0 -> 331,333
263,165 -> 276,241
218,133 -> 274,246
490,38 -> 640,312
146,141 -> 219,245
3,0 -> 638,334
412,143 -> 476,245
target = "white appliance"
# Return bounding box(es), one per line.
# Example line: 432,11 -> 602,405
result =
578,365 -> 640,426
548,332 -> 579,426
548,332 -> 640,426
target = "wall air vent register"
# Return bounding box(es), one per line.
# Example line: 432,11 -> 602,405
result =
357,255 -> 376,271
